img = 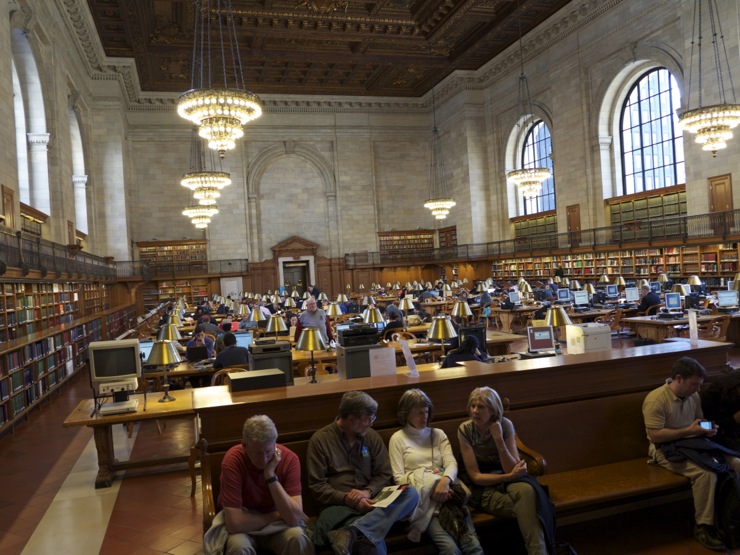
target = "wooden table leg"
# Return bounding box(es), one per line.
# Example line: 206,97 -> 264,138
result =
93,425 -> 117,488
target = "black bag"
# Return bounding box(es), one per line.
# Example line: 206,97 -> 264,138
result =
715,472 -> 740,549
437,481 -> 472,543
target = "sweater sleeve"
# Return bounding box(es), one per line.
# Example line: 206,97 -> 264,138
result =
388,430 -> 409,485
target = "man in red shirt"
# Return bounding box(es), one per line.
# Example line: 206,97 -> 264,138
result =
219,415 -> 313,554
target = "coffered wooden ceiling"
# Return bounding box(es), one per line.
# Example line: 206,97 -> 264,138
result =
86,0 -> 573,97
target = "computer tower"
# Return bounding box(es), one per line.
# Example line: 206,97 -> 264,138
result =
248,350 -> 294,385
337,344 -> 387,380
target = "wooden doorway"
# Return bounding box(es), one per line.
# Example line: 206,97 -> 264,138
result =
283,261 -> 309,296
709,174 -> 733,236
567,204 -> 581,248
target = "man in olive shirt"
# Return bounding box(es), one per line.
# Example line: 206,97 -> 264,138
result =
307,391 -> 418,555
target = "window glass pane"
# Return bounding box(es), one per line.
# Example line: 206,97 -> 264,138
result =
520,121 -> 555,215
619,68 -> 684,194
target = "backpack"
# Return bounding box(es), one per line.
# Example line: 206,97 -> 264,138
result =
715,472 -> 740,549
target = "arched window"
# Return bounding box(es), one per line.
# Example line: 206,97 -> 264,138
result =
522,120 -> 555,214
620,68 -> 685,195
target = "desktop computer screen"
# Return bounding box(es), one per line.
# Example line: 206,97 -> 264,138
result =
235,332 -> 253,349
606,284 -> 618,298
650,282 -> 661,294
557,288 -> 570,302
665,292 -> 682,311
717,290 -> 738,308
573,290 -> 589,306
624,287 -> 640,303
509,291 -> 521,305
526,326 -> 556,353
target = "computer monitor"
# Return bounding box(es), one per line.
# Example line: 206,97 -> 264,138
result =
186,346 -> 209,362
509,291 -> 521,305
459,326 -> 487,354
717,290 -> 738,308
138,340 -> 155,366
88,339 -> 142,401
665,292 -> 682,311
729,280 -> 735,291
526,326 -> 556,353
674,284 -> 691,296
573,290 -> 589,306
234,332 -> 253,349
557,288 -> 571,302
606,284 -> 618,298
624,287 -> 640,303
373,321 -> 386,333
650,282 -> 661,294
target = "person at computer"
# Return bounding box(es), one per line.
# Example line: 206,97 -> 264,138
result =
213,332 -> 250,370
382,312 -> 404,340
478,288 -> 493,306
306,391 -> 419,554
295,297 -> 334,345
457,387 -> 554,555
643,357 -> 740,551
547,277 -> 558,294
208,414 -> 313,555
199,314 -> 222,335
186,327 -> 215,358
385,302 -> 404,322
388,389 -> 484,553
441,336 -> 484,368
214,321 -> 233,354
637,284 -> 661,314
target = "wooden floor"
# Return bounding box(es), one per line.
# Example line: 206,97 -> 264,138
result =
0,336 -> 738,554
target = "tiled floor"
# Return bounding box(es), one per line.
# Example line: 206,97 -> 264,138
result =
0,336 -> 738,554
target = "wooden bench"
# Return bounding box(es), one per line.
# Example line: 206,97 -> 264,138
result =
200,391 -> 691,547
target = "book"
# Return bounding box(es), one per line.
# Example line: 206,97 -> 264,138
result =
372,484 -> 409,508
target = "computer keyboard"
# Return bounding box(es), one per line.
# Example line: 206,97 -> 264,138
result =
99,399 -> 139,415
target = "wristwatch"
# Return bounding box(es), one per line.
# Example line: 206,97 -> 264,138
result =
266,475 -> 279,484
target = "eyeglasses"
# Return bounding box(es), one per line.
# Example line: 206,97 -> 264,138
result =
362,414 -> 377,424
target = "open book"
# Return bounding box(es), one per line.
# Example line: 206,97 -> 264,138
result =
372,484 -> 409,508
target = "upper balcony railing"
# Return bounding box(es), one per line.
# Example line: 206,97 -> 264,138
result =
115,258 -> 249,280
344,210 -> 740,268
0,226 -> 117,280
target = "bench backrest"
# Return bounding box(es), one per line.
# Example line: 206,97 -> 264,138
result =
509,391 -> 650,473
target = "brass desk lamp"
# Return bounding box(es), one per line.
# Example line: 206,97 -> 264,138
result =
428,315 -> 458,360
147,340 -> 182,403
296,327 -> 327,384
399,297 -> 416,328
266,313 -> 288,340
546,306 -> 572,348
157,323 -> 182,342
451,300 -> 473,324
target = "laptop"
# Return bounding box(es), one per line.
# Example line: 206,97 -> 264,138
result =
234,332 -> 253,349
520,326 -> 557,358
186,345 -> 209,362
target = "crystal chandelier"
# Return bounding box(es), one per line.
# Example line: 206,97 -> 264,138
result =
506,1 -> 550,199
424,91 -> 455,220
181,127 -> 231,211
678,0 -> 740,157
183,205 -> 218,229
177,0 -> 263,159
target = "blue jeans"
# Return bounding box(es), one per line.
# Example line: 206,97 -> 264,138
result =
351,487 -> 419,555
426,514 -> 484,555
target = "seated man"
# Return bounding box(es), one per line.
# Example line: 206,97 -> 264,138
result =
307,391 -> 419,555
186,327 -> 215,358
643,357 -> 740,551
214,332 -> 250,369
215,415 -> 313,555
382,312 -> 404,340
215,321 -> 233,354
295,297 -> 334,345
637,284 -> 661,313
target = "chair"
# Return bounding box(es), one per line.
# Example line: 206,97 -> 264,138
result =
391,331 -> 417,342
205,333 -> 217,344
210,366 -> 248,386
678,315 -> 732,342
382,327 -> 405,341
639,304 -> 664,316
595,309 -> 624,337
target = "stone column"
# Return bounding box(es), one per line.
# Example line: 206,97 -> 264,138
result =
73,174 -> 88,233
27,132 -> 51,214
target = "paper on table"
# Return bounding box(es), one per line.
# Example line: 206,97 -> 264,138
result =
372,484 -> 409,508
369,346 -> 397,377
399,340 -> 418,377
688,309 -> 698,347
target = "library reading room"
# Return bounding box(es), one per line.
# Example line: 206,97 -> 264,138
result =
3,1 -> 740,554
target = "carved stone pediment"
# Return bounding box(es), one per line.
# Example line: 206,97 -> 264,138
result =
272,236 -> 319,259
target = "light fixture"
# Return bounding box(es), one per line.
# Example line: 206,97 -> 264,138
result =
326,303 -> 343,318
181,127 -> 231,214
423,90 -> 455,219
363,307 -> 386,325
336,294 -> 349,303
571,280 -> 582,291
177,0 -> 263,159
584,283 -> 596,295
157,324 -> 182,341
399,297 -> 416,328
427,315 -> 458,360
147,341 -> 182,403
451,300 -> 473,321
616,276 -> 626,287
546,306 -> 571,346
599,274 -> 610,284
183,205 -> 218,229
266,314 -> 288,340
506,0 -> 551,199
678,1 -> 740,157
296,327 -> 327,384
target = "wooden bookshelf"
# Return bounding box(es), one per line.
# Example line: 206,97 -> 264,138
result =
141,278 -> 210,309
0,304 -> 136,432
438,226 -> 458,248
137,240 -> 208,271
378,230 -> 434,255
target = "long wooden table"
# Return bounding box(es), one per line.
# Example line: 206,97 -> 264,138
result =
621,314 -> 719,342
63,391 -> 196,488
492,306 -> 540,332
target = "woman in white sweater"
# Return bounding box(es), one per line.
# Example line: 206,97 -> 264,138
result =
389,389 -> 484,555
